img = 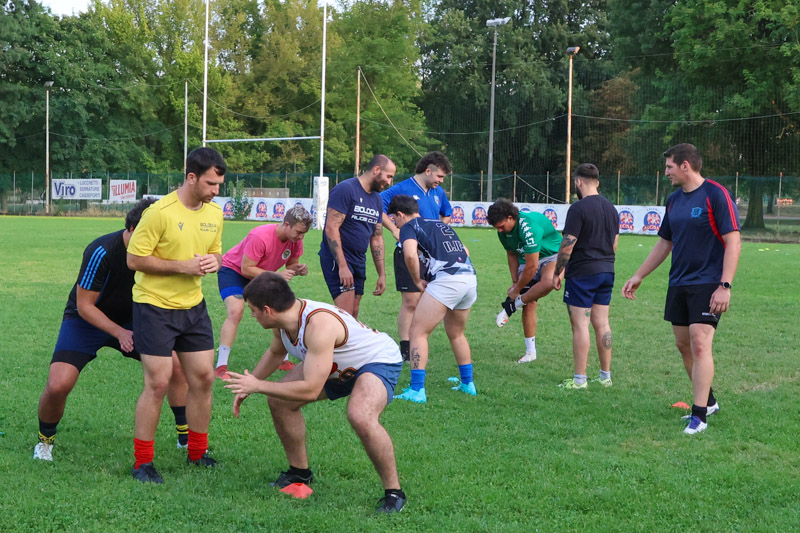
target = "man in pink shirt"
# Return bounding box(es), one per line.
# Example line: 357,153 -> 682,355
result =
215,206 -> 313,378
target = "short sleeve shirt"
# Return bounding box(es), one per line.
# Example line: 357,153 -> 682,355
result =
562,195 -> 618,278
319,177 -> 382,268
128,191 -> 224,309
658,179 -> 740,286
63,229 -> 133,325
399,217 -> 475,280
497,211 -> 561,263
381,177 -> 452,220
221,224 -> 303,275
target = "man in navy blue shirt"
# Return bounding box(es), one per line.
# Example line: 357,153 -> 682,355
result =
623,143 -> 741,435
380,151 -> 453,361
319,154 -> 395,318
387,195 -> 477,404
34,199 -> 191,462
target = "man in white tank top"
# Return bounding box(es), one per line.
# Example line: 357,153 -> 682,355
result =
223,272 -> 406,514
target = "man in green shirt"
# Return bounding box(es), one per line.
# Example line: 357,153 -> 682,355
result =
487,199 -> 562,363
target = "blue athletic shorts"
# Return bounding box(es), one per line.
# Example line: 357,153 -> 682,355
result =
132,301 -> 214,356
218,266 -> 250,301
324,362 -> 403,404
52,317 -> 139,371
320,254 -> 366,299
564,272 -> 615,308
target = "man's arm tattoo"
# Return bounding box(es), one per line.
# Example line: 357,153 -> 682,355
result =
554,235 -> 577,277
371,242 -> 384,263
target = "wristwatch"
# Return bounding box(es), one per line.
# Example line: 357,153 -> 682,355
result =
719,281 -> 732,290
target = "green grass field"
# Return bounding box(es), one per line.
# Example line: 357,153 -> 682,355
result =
1,217 -> 798,532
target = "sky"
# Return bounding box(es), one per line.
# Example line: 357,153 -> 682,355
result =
41,0 -> 92,16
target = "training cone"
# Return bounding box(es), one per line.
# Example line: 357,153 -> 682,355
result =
280,483 -> 313,499
671,401 -> 691,409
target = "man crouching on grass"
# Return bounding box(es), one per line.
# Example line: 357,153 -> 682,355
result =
224,272 -> 406,514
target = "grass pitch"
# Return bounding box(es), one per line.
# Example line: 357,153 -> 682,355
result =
0,216 -> 798,532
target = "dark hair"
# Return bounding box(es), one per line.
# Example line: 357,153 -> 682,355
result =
573,163 -> 599,181
364,154 -> 392,173
387,194 -> 420,216
125,198 -> 157,230
284,205 -> 313,227
243,272 -> 296,312
415,151 -> 452,174
487,198 -> 518,226
663,143 -> 702,172
186,147 -> 227,178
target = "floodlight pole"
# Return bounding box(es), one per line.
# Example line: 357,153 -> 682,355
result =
184,79 -> 188,174
486,17 -> 510,203
202,0 -> 210,147
45,81 -> 53,215
319,0 -> 328,178
565,46 -> 580,203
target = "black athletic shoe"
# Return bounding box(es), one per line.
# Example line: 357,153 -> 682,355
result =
376,492 -> 406,514
271,469 -> 314,488
187,453 -> 217,468
132,462 -> 164,484
501,296 -> 517,316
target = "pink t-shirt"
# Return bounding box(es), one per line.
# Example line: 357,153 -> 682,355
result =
221,224 -> 303,276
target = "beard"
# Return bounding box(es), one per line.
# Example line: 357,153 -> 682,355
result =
575,188 -> 583,200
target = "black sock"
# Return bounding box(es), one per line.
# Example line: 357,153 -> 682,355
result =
691,404 -> 707,423
289,465 -> 312,478
171,406 -> 188,445
38,419 -> 58,442
707,388 -> 717,406
400,340 -> 410,362
385,488 -> 406,499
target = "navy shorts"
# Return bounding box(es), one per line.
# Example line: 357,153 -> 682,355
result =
324,362 -> 403,404
218,266 -> 250,300
320,254 -> 366,299
564,272 -> 615,308
393,247 -> 421,293
52,317 -> 139,371
665,283 -> 720,328
132,301 -> 215,356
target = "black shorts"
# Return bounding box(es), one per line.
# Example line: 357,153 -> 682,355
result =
664,283 -> 720,328
132,300 -> 215,356
393,247 -> 421,293
52,317 -> 139,371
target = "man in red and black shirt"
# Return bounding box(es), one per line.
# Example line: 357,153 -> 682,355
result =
622,143 -> 741,435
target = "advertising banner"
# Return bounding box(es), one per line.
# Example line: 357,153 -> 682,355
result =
108,180 -> 138,203
52,179 -> 102,200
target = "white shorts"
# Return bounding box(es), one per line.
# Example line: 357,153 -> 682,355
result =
425,274 -> 478,310
517,253 -> 558,284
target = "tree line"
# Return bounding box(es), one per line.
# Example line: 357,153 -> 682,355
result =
2,0 -> 798,227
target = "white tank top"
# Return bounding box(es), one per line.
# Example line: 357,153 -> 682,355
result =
280,300 -> 401,379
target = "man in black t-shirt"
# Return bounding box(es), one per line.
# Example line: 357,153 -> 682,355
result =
551,163 -> 619,389
33,199 -> 190,462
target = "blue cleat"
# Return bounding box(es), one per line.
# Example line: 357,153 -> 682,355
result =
451,381 -> 477,396
395,387 -> 427,403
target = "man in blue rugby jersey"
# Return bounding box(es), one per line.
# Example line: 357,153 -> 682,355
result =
380,152 -> 453,361
33,199 -> 190,461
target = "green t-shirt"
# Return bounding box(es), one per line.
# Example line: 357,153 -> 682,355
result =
497,211 -> 561,263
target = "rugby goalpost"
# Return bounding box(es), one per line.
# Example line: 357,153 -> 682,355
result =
199,0 -> 329,229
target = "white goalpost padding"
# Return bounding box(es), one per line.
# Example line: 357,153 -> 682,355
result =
201,0 -> 329,229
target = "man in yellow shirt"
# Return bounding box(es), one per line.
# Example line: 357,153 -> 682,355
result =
127,147 -> 226,483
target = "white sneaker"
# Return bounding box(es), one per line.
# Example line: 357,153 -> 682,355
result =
706,402 -> 719,416
518,351 -> 537,363
33,442 -> 53,461
496,310 -> 509,328
683,416 -> 708,435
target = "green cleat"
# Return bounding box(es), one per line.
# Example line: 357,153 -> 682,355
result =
558,378 -> 588,390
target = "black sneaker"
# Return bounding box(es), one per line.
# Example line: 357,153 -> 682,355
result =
501,296 -> 517,316
187,453 -> 217,467
376,492 -> 406,514
271,469 -> 314,488
132,462 -> 164,484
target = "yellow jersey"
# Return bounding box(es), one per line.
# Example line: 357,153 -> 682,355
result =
128,191 -> 223,309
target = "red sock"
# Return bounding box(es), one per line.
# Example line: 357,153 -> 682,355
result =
187,429 -> 208,461
133,438 -> 155,469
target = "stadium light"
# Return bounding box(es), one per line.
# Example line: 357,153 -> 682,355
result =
486,16 -> 511,202
565,46 -> 580,203
45,81 -> 54,215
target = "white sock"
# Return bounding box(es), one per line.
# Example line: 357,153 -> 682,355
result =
216,345 -> 231,367
514,296 -> 524,308
525,336 -> 536,354
600,370 -> 611,380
